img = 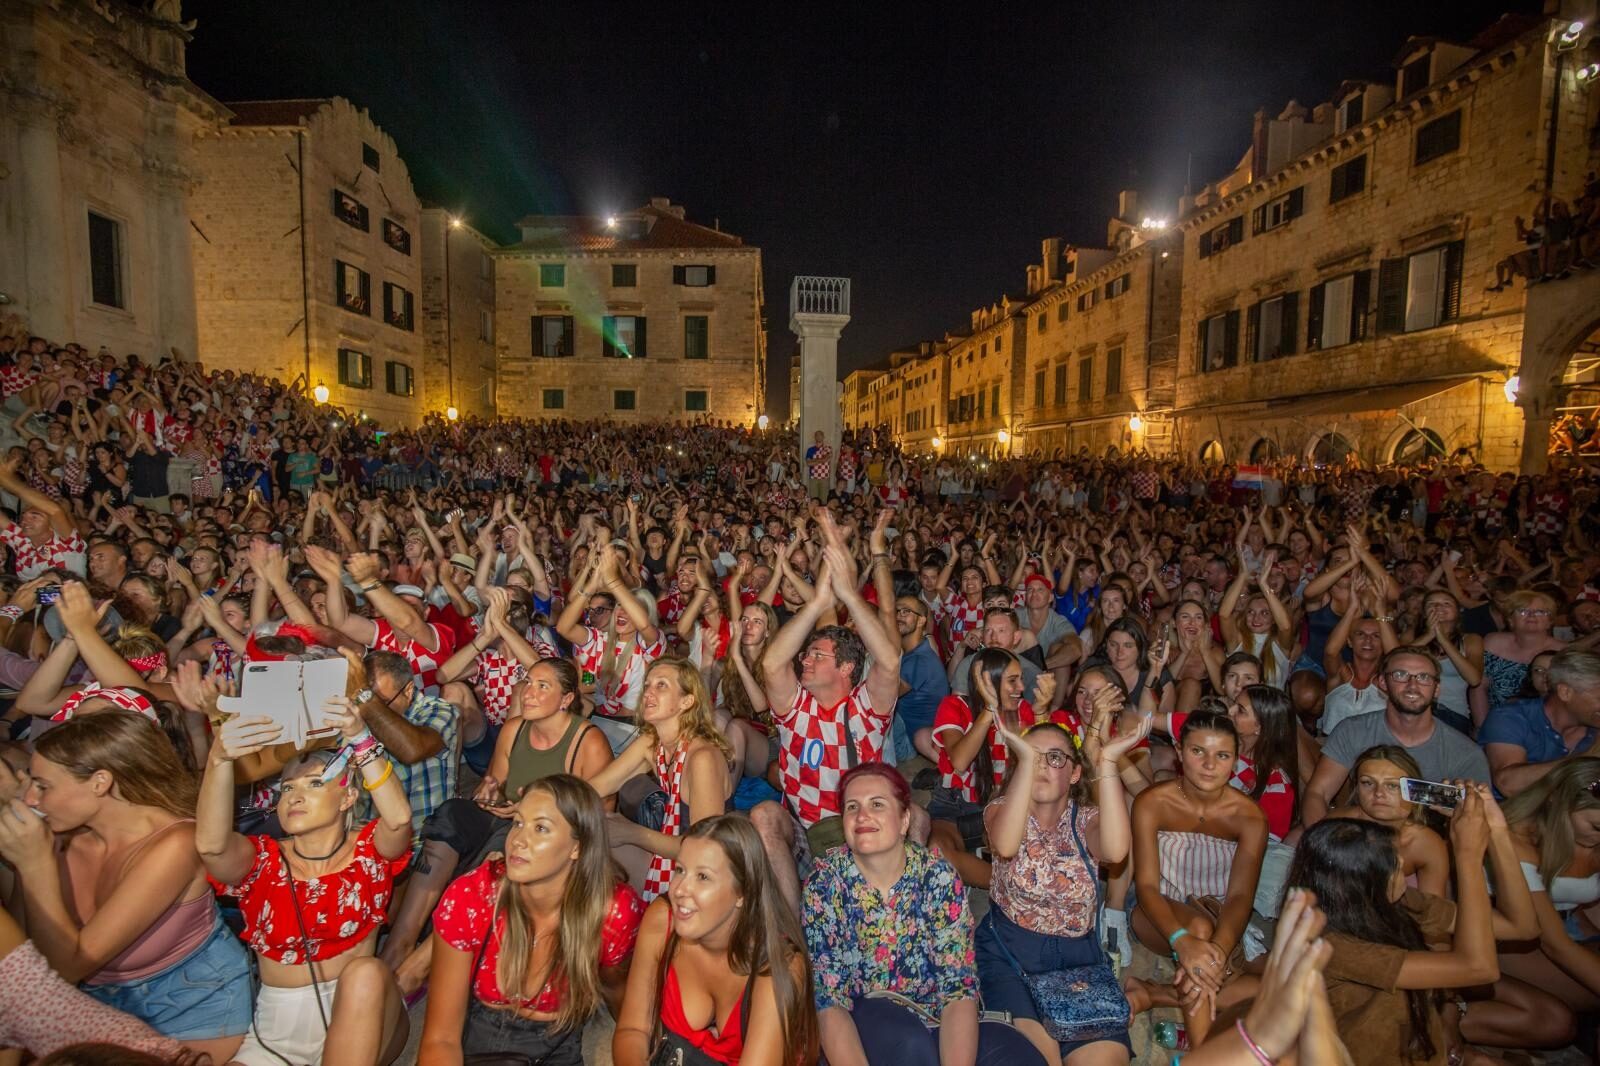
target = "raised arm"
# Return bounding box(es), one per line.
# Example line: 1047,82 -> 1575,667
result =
761,561 -> 836,713
349,551 -> 436,649
0,455 -> 75,537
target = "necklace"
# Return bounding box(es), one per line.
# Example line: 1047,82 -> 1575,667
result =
1177,777 -> 1215,825
291,828 -> 350,863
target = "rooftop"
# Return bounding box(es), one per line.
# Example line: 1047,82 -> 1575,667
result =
508,199 -> 747,251
225,98 -> 334,127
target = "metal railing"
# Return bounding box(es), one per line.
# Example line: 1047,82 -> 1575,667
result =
790,275 -> 851,317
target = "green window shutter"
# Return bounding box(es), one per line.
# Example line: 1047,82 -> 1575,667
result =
1246,302 -> 1261,362
673,265 -> 686,285
1377,258 -> 1408,334
1442,240 -> 1464,322
1287,186 -> 1305,220
562,316 -> 575,357
1281,292 -> 1299,355
1224,309 -> 1240,366
1306,284 -> 1325,351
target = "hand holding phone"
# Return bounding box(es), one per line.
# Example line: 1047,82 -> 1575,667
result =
1398,777 -> 1463,808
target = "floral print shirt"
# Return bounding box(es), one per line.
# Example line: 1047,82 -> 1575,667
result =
801,842 -> 977,1017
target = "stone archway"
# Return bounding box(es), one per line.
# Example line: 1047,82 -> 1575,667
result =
1514,274 -> 1600,474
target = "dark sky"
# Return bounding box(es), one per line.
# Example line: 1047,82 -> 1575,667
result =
185,0 -> 1538,413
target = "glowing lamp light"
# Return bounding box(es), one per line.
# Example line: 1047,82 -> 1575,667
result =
757,414 -> 770,430
997,429 -> 1010,444
312,382 -> 330,404
1141,217 -> 1169,229
1559,21 -> 1584,49
1579,63 -> 1600,85
931,436 -> 943,448
448,216 -> 463,230
446,406 -> 459,422
605,216 -> 618,229
1129,414 -> 1144,432
1504,375 -> 1520,404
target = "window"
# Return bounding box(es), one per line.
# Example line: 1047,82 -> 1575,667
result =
1330,156 -> 1367,203
602,315 -> 647,358
382,283 -> 413,331
542,388 -> 565,410
1034,369 -> 1046,407
87,211 -> 124,309
684,315 -> 709,359
1105,273 -> 1131,299
614,389 -> 637,411
1250,437 -> 1281,462
1393,428 -> 1445,463
531,315 -> 575,358
980,343 -> 988,358
385,361 -> 414,397
1105,346 -> 1123,395
1077,289 -> 1098,312
673,265 -> 716,287
991,384 -> 1000,417
1248,293 -> 1299,362
995,335 -> 1004,353
1337,93 -> 1364,133
1252,187 -> 1305,234
1077,356 -> 1094,402
1378,241 -> 1464,333
1056,304 -> 1069,323
1054,364 -> 1068,404
1198,216 -> 1245,258
612,264 -> 637,287
539,263 -> 566,287
1307,270 -> 1371,350
336,261 -> 370,316
478,309 -> 494,343
1037,313 -> 1047,333
332,191 -> 368,230
479,253 -> 492,280
1199,309 -> 1241,371
1400,54 -> 1431,98
1200,439 -> 1226,464
382,219 -> 410,255
337,348 -> 371,389
684,390 -> 708,413
362,142 -> 380,171
1414,111 -> 1461,166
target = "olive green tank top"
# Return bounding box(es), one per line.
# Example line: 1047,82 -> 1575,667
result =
504,714 -> 593,801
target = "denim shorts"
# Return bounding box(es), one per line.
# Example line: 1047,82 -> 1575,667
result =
83,912 -> 253,1039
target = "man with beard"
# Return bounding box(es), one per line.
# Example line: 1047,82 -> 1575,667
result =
1299,645 -> 1490,828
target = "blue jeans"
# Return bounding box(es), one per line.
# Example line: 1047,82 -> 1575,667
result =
823,993 -> 1046,1066
83,912 -> 253,1039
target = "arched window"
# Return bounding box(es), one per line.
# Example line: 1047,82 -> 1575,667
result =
1249,437 -> 1280,462
1199,439 -> 1225,465
1392,428 -> 1445,464
1310,432 -> 1357,465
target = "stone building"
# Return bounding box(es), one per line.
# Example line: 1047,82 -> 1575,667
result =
0,0 -> 225,359
495,199 -> 764,424
840,366 -> 885,431
940,299 -> 1030,458
190,97 -> 428,425
419,207 -> 497,421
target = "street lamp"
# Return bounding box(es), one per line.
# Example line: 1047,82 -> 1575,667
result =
931,436 -> 943,448
996,429 -> 1010,444
1504,375 -> 1521,404
446,406 -> 459,421
312,381 -> 330,405
1128,414 -> 1144,432
757,414 -> 770,431
445,214 -> 460,419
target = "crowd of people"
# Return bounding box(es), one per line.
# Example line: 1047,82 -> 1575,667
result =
2,324 -> 1600,1066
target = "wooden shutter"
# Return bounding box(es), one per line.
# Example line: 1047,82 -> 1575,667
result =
1281,292 -> 1299,355
1351,270 -> 1371,341
562,316 -> 575,357
1224,309 -> 1241,366
1198,231 -> 1213,259
1287,186 -> 1305,221
602,315 -> 616,357
385,362 -> 396,393
705,266 -> 717,285
1228,217 -> 1244,244
1197,320 -> 1209,369
531,315 -> 543,357
1442,240 -> 1464,322
1330,164 -> 1347,203
1251,205 -> 1265,234
360,353 -> 372,386
1377,257 -> 1408,333
672,265 -> 686,285
1246,302 -> 1261,362
1306,284 -> 1325,351
635,317 -> 647,358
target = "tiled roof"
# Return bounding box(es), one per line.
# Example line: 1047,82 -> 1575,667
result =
226,99 -> 333,127
508,205 -> 747,251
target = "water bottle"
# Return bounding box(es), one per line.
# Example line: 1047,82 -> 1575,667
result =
1153,1020 -> 1190,1051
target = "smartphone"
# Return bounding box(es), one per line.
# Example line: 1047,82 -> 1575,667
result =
36,585 -> 61,606
1398,778 -> 1464,808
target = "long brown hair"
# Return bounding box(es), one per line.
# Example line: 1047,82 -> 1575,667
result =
1502,757 -> 1600,887
720,603 -> 777,721
492,774 -> 615,1033
660,816 -> 819,1063
34,712 -> 198,818
638,658 -> 735,765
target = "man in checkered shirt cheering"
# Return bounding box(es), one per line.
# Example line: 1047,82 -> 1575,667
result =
748,510 -> 905,911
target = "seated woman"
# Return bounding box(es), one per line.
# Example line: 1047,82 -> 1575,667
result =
590,657 -> 735,900
1320,744 -> 1448,894
1473,588 -> 1566,723
1284,786 -> 1541,1066
1219,547 -> 1295,691
976,714 -> 1150,1066
1165,598 -> 1224,714
0,712 -> 251,1062
196,683 -> 414,1066
802,762 -> 1044,1066
928,647 -> 1061,889
613,815 -> 817,1066
418,775 -> 643,1066
380,656 -> 611,975
1168,686 -> 1299,842
554,542 -> 664,754
1125,711 -> 1269,1044
720,585 -> 782,783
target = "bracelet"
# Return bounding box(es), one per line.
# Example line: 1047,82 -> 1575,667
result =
353,688 -> 374,705
0,605 -> 20,622
353,743 -> 387,768
361,759 -> 394,791
1236,1018 -> 1274,1066
360,581 -> 381,593
347,726 -> 374,747
1167,927 -> 1191,958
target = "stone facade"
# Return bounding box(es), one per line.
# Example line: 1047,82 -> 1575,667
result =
495,199 -> 764,425
0,0 -> 225,359
190,97 -> 429,424
419,208 -> 497,421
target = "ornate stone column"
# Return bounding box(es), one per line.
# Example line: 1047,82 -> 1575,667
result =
790,276 -> 850,487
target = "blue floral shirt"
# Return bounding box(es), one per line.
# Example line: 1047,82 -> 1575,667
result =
801,842 -> 977,1017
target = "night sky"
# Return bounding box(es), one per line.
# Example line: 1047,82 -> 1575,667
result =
185,0 -> 1539,413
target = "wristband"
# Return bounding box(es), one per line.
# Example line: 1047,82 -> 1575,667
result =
1167,927 -> 1191,956
354,688 -> 374,705
0,605 -> 21,622
360,581 -> 381,593
361,759 -> 394,791
1236,1018 -> 1274,1066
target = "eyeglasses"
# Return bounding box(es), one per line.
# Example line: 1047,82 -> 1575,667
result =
1386,669 -> 1438,685
1517,608 -> 1552,618
800,649 -> 838,663
1036,749 -> 1072,769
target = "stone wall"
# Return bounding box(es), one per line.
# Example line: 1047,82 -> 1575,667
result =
419,209 -> 497,421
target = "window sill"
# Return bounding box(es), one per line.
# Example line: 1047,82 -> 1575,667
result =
86,301 -> 134,320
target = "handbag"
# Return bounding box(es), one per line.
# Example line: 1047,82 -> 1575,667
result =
986,803 -> 1130,1044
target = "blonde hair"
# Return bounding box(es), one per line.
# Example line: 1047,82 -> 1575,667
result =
1501,757 -> 1600,888
638,657 -> 735,765
1505,588 -> 1557,617
596,587 -> 659,707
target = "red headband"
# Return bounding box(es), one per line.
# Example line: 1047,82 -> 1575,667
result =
52,684 -> 157,723
126,650 -> 167,675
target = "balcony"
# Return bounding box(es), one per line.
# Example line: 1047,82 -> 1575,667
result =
790,275 -> 851,317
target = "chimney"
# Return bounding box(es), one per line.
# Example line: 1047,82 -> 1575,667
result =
1117,190 -> 1139,222
1041,237 -> 1063,283
1026,264 -> 1042,294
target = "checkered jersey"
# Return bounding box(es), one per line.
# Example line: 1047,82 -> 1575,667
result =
0,363 -> 37,398
774,682 -> 891,827
576,625 -> 665,718
0,525 -> 85,580
1532,491 -> 1569,536
935,591 -> 984,644
369,617 -> 457,695
471,647 -> 528,727
657,588 -> 687,627
1131,470 -> 1160,500
806,444 -> 832,481
931,696 -> 1078,803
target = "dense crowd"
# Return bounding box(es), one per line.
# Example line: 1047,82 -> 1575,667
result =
2,324 -> 1600,1066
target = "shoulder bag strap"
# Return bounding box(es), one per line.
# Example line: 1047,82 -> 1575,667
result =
1066,801 -> 1106,949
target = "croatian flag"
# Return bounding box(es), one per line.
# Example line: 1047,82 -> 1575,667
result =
1233,465 -> 1264,490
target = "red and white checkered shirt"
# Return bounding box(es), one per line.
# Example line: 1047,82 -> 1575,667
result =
932,696 -> 1078,803
1532,491 -> 1569,537
642,743 -> 687,901
657,588 -> 688,627
0,525 -> 85,580
935,590 -> 985,645
774,682 -> 891,828
576,626 -> 665,718
837,450 -> 858,483
369,617 -> 457,696
1131,470 -> 1160,500
0,363 -> 37,398
806,445 -> 832,481
470,647 -> 528,727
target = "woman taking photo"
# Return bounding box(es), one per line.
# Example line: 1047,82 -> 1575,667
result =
591,657 -> 733,899
196,682 -> 414,1066
802,762 -> 1043,1066
1126,711 -> 1269,1045
0,712 -> 251,1062
977,715 -> 1151,1066
1319,745 -> 1449,893
419,775 -> 644,1066
613,815 -> 817,1066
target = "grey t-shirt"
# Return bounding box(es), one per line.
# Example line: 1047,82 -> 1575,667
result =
1322,712 -> 1491,783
